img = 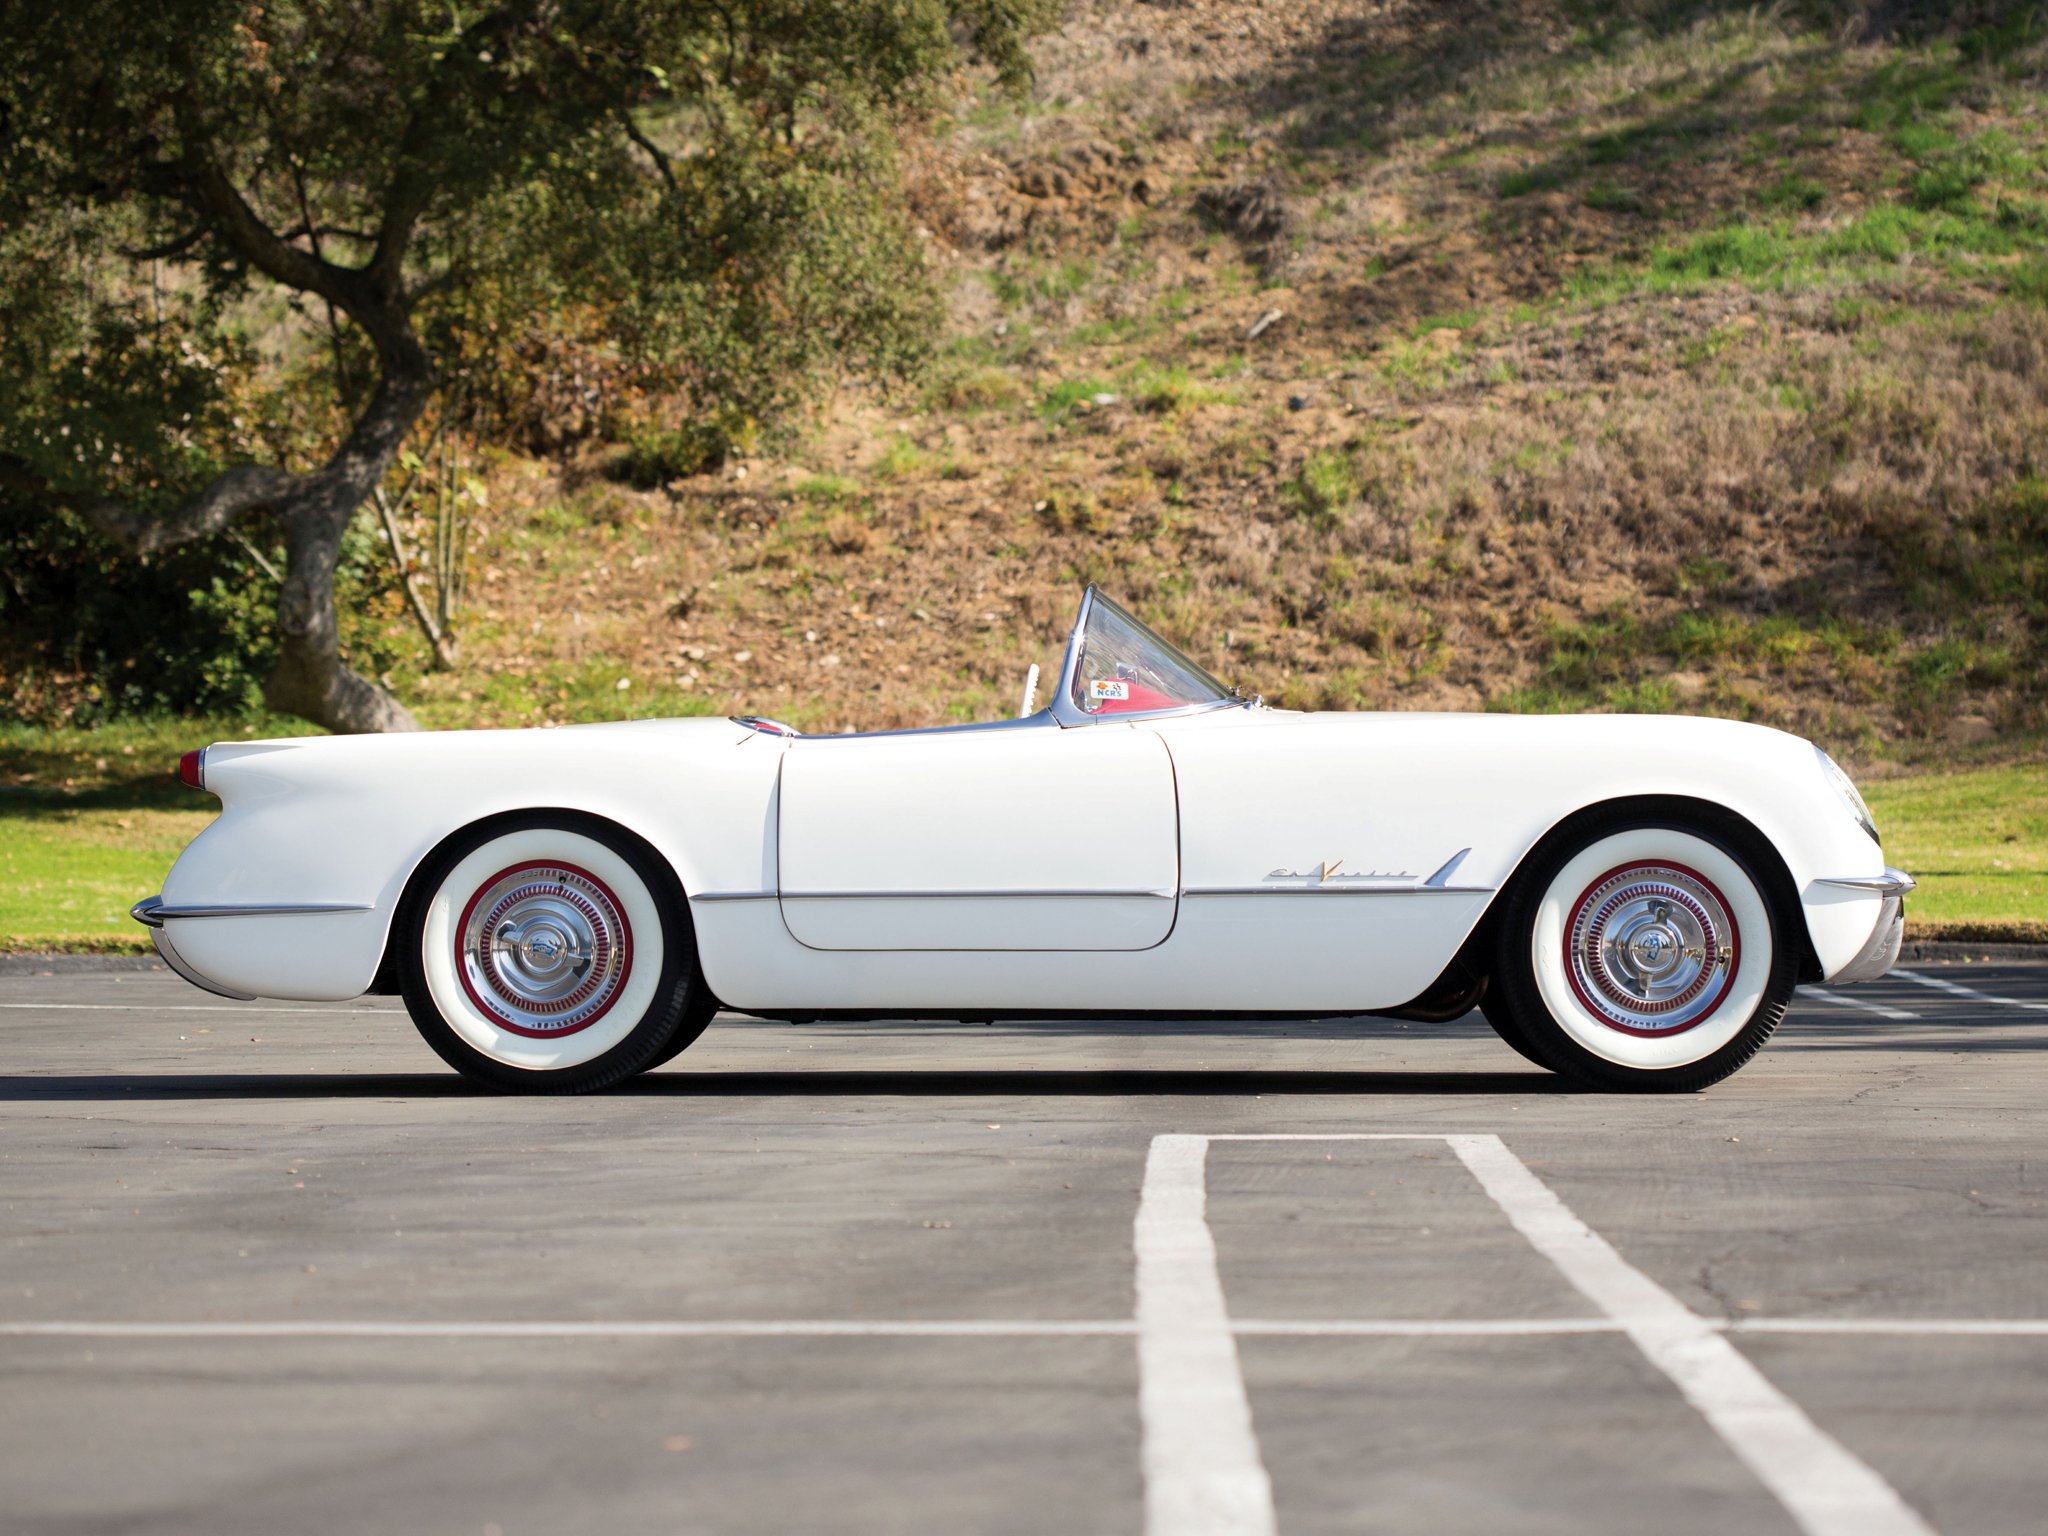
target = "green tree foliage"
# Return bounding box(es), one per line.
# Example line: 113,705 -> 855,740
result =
0,0 -> 1054,729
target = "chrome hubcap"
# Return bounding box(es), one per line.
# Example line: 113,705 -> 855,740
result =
1565,863 -> 1737,1035
458,863 -> 631,1036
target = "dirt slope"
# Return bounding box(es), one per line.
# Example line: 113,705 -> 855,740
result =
396,1 -> 2048,766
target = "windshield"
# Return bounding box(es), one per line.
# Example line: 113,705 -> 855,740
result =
1065,590 -> 1236,717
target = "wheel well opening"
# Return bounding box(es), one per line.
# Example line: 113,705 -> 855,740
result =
1453,794 -> 1820,988
364,808 -> 693,996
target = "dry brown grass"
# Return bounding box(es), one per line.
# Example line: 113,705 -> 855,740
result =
374,1 -> 2047,763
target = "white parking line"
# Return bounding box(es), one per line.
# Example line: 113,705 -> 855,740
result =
1804,987 -> 1921,1020
0,1132 -> 1999,1536
5,1316 -> 2045,1342
1135,1134 -> 1277,1536
1446,1134 -> 1935,1536
1892,970 -> 2048,1014
0,1319 -> 1137,1339
1157,1133 -> 1936,1536
1731,1318 -> 2048,1338
1228,1317 -> 1617,1336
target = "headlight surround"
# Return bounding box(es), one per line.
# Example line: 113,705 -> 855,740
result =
1815,747 -> 1880,846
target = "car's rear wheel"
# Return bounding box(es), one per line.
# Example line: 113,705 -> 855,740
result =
1489,812 -> 1797,1092
398,815 -> 706,1093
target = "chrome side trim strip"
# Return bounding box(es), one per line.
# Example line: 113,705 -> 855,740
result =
1423,848 -> 1473,888
690,891 -> 778,904
781,888 -> 1178,902
139,900 -> 374,922
1183,884 -> 1495,897
1815,868 -> 1917,898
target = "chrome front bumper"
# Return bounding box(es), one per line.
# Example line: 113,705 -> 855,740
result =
1821,867 -> 1915,984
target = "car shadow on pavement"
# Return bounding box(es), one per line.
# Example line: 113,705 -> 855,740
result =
0,1066 -> 1577,1100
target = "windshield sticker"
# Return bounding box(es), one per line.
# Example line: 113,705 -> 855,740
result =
1089,678 -> 1130,701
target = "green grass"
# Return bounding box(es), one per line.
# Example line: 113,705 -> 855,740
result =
1863,763 -> 2048,932
1037,376 -> 1115,421
0,716 -> 291,951
2,720 -> 2037,950
0,797 -> 215,952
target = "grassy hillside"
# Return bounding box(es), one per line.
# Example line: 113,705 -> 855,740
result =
282,0 -> 2048,762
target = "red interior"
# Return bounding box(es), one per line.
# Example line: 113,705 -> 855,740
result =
1091,681 -> 1181,714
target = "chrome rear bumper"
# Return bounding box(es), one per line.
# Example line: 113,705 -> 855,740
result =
129,894 -> 257,1001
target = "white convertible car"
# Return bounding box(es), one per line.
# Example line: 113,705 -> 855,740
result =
135,587 -> 1911,1093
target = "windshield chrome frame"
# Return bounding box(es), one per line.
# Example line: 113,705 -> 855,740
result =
1048,585 -> 1247,729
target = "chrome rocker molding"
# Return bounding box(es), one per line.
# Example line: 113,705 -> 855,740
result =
702,852 -> 1492,906
1816,868 -> 1915,985
130,896 -> 374,925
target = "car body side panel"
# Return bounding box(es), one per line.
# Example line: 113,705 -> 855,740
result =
776,725 -> 1178,950
690,889 -> 1493,1012
1158,708 -> 1886,984
161,720 -> 783,1001
693,709 -> 1884,1011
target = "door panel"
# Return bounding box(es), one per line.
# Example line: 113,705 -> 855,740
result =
777,726 -> 1178,950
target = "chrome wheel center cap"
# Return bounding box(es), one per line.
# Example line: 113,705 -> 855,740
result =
514,923 -> 575,975
458,863 -> 632,1037
1567,864 -> 1737,1035
1616,912 -> 1689,984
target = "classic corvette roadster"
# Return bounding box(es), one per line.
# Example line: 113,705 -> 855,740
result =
134,587 -> 1912,1093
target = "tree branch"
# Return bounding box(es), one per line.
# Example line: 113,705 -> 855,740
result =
78,463 -> 305,555
369,5 -> 537,301
178,144 -> 364,312
620,109 -> 681,195
119,225 -> 207,261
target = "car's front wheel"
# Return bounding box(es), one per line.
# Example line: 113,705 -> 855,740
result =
397,814 -> 708,1093
1488,811 -> 1798,1092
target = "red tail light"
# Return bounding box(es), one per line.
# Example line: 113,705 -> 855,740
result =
177,748 -> 207,791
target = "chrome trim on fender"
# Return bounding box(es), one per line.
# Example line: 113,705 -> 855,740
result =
690,891 -> 778,904
1814,868 -> 1916,899
131,895 -> 374,924
1183,883 -> 1495,897
1423,848 -> 1473,888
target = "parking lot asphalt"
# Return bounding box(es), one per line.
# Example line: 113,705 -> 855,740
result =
2,963 -> 2046,1536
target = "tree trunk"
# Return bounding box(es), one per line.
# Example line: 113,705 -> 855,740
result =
265,500 -> 420,732
263,346 -> 436,733
67,319 -> 438,735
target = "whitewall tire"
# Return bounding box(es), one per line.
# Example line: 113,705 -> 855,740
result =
397,814 -> 713,1092
1488,810 -> 1798,1091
